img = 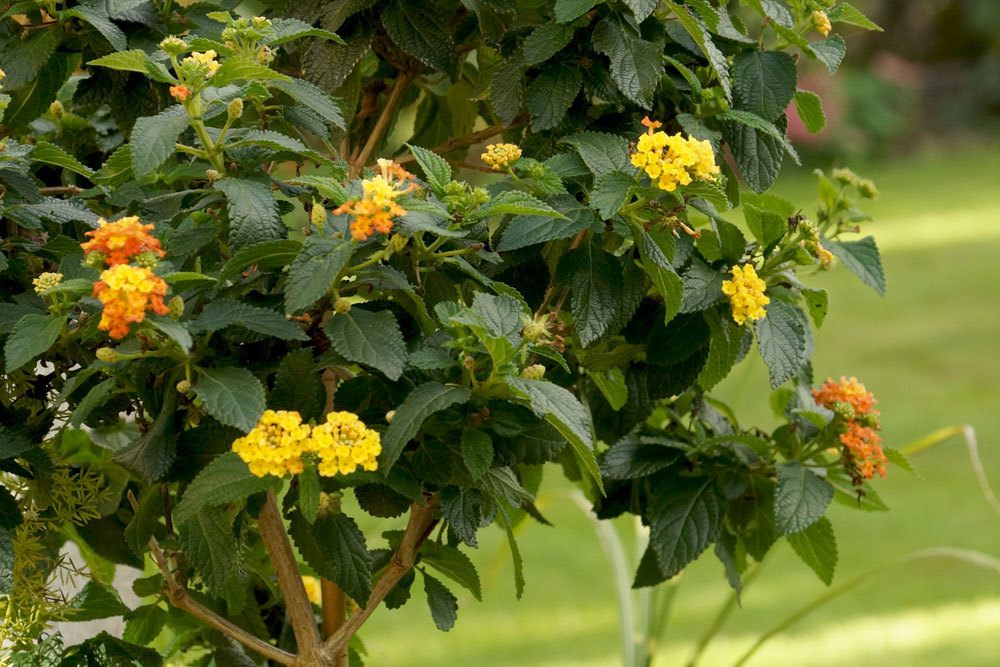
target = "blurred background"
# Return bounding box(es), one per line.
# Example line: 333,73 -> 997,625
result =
354,1 -> 1000,664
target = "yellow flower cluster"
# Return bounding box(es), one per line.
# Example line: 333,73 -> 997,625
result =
182,50 -> 221,77
812,10 -> 832,37
481,143 -> 522,170
309,411 -> 381,476
630,118 -> 720,192
334,159 -> 415,241
721,264 -> 769,325
232,410 -> 381,478
32,272 -> 63,293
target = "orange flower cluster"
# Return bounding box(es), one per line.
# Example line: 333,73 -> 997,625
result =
813,377 -> 886,480
81,217 -> 165,267
334,159 -> 416,241
169,84 -> 191,101
92,264 -> 170,339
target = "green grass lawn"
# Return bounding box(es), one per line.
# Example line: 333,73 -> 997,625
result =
357,142 -> 1000,666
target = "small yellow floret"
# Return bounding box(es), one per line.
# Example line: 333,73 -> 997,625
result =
812,10 -> 832,37
183,50 -> 221,77
481,143 -> 522,170
631,120 -> 720,192
232,410 -> 313,477
308,411 -> 381,477
721,264 -> 769,325
32,272 -> 63,294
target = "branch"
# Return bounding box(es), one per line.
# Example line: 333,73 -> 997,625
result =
257,490 -> 325,663
321,579 -> 348,667
349,72 -> 416,178
322,494 -> 440,655
127,491 -> 296,666
39,186 -> 84,196
396,115 -> 528,165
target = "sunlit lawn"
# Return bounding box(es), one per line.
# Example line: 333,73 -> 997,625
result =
357,141 -> 1000,666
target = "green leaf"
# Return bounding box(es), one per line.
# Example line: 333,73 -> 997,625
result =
284,236 -> 353,313
526,64 -> 582,131
806,35 -> 847,74
589,367 -> 628,410
625,0 -> 658,21
130,107 -> 188,178
828,3 -> 883,31
218,239 -> 301,282
489,56 -> 525,125
590,171 -> 634,220
787,516 -> 838,585
471,190 -> 566,220
679,257 -> 724,314
179,508 -> 246,611
647,476 -> 722,579
212,58 -> 291,86
600,435 -> 680,480
191,298 -> 307,341
147,317 -> 193,352
637,228 -> 683,323
665,1 -> 731,100
270,349 -> 325,422
496,213 -> 590,252
174,452 -> 279,527
561,131 -> 632,177
325,308 -> 407,380
88,50 -> 174,83
732,50 -> 797,122
195,367 -> 266,433
66,581 -> 129,621
289,510 -> 372,605
115,391 -> 178,482
440,487 -> 488,547
555,0 -> 602,22
0,486 -> 22,530
698,309 -> 747,389
270,78 -> 345,128
69,378 -> 117,427
506,378 -> 603,493
4,313 -> 62,373
31,141 -> 94,178
215,178 -> 286,251
755,300 -> 807,389
422,570 -> 458,631
421,542 -> 482,601
63,6 -> 127,51
592,15 -> 662,107
496,509 -> 525,598
64,632 -> 164,666
0,528 -> 12,595
725,118 -> 784,193
381,0 -> 454,72
801,287 -> 829,327
743,203 -> 787,249
730,474 -> 777,560
264,17 -> 346,46
0,26 -> 61,89
793,90 -> 826,133
460,430 -> 493,481
568,244 -> 622,347
298,466 -> 321,524
775,462 -> 834,535
123,605 -> 168,646
124,487 -> 162,556
406,144 -> 452,194
381,383 -> 471,470
828,236 -> 886,296
522,24 -> 575,66
884,446 -> 916,474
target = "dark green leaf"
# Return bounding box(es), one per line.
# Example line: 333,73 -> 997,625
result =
460,430 -> 493,481
755,299 -> 807,389
787,516 -> 838,584
775,462 -> 834,535
422,570 -> 458,631
289,510 -> 372,605
124,487 -> 162,556
4,313 -> 62,373
732,51 -> 797,121
215,178 -> 286,251
590,171 -> 634,220
555,0 -> 602,22
526,65 -> 582,131
381,383 -> 471,470
192,299 -> 307,340
194,367 -> 266,432
325,308 -> 407,380
381,0 -> 454,72
828,236 -> 886,296
270,349 -> 325,422
523,24 -> 575,66
67,581 -> 129,621
284,236 -> 353,313
407,144 -> 452,194
174,452 -> 279,526
561,131 -> 631,177
593,16 -> 662,107
179,508 -> 246,611
647,476 -> 722,578
130,107 -> 188,178
421,542 -> 482,601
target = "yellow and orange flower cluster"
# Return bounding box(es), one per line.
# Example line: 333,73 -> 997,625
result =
813,377 -> 886,480
232,409 -> 381,478
92,264 -> 170,339
721,264 -> 769,325
481,143 -> 522,170
334,159 -> 416,241
630,117 -> 720,192
81,217 -> 165,267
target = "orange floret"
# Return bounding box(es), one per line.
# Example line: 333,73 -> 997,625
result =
81,217 -> 165,267
840,421 -> 887,480
169,84 -> 191,101
92,264 -> 170,339
813,376 -> 878,417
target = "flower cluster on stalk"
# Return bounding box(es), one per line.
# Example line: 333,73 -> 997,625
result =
630,117 -> 720,192
481,143 -> 522,170
721,264 -> 769,325
814,376 -> 887,481
232,410 -> 381,478
335,159 -> 416,241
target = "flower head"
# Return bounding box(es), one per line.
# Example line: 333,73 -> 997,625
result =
721,264 -> 769,325
813,376 -> 879,418
334,160 -> 415,242
159,36 -> 188,56
840,421 -> 887,480
812,10 -> 832,37
182,50 -> 221,78
631,120 -> 720,191
32,272 -> 63,294
481,143 -> 522,170
169,84 -> 191,101
232,410 -> 313,477
81,217 -> 165,267
92,264 -> 170,339
308,411 -> 381,476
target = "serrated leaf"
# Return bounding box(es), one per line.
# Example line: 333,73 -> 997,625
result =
88,50 -> 174,83
561,131 -> 631,177
212,58 -> 291,86
421,542 -> 482,601
195,367 -> 266,432
679,257 -> 724,313
324,308 -> 406,380
730,474 -> 777,560
496,509 -> 525,598
743,203 -> 787,248
522,24 -> 575,66
191,298 -> 307,341
289,511 -> 372,605
124,487 -> 162,556
526,64 -> 582,131
218,239 -> 301,282
724,118 -> 785,193
593,15 -> 662,107
755,300 -> 807,388
381,383 -> 471,470
555,0 -> 602,22
264,17 -> 346,46
806,35 -> 847,74
460,429 -> 493,481
298,466 -> 321,524
179,508 -> 246,611
31,141 -> 94,178
69,378 -> 117,427
647,476 -> 721,578
66,581 -> 129,621
472,190 -> 566,220
174,452 -> 279,527
506,378 -> 602,493
666,1 -> 731,101
637,228 -> 683,323
130,107 -> 188,178
600,435 -> 680,480
801,287 -> 829,327
589,367 -> 628,410
787,516 -> 838,584
496,213 -> 589,251
215,178 -> 286,251
284,236 -> 353,313
828,236 -> 886,296
828,2 -> 882,31
440,487 -> 488,547
4,313 -> 62,373
489,56 -> 524,125
793,90 -> 826,133
270,77 -> 345,128
567,244 -> 622,346
406,144 -> 452,194
590,171 -> 634,220
732,50 -> 797,122
381,0 -> 454,72
270,349 -> 325,422
123,605 -> 168,646
63,6 -> 127,51
699,309 -> 747,389
775,462 -> 834,535
115,391 -> 178,482
422,570 -> 458,631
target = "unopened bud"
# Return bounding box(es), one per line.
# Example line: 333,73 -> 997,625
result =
32,272 -> 63,293
857,178 -> 879,199
49,100 -> 64,118
159,36 -> 188,56
333,297 -> 352,314
168,295 -> 184,319
227,98 -> 244,119
176,379 -> 193,395
205,169 -> 222,182
83,251 -> 107,269
385,410 -> 396,424
132,250 -> 160,268
387,233 -> 408,253
251,16 -> 270,30
811,10 -> 832,37
96,347 -> 119,363
462,355 -> 475,370
310,202 -> 327,227
256,46 -> 274,65
522,317 -> 550,342
520,364 -> 545,380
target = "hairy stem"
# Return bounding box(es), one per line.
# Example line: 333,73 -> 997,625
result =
349,72 -> 416,178
395,115 -> 528,165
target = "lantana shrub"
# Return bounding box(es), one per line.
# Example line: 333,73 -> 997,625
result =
0,1 -> 890,664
